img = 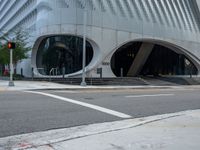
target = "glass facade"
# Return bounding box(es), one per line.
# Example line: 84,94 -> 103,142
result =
141,45 -> 198,76
111,42 -> 198,77
36,35 -> 93,75
111,42 -> 142,77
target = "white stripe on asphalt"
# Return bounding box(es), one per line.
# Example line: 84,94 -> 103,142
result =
126,94 -> 175,98
25,91 -> 132,119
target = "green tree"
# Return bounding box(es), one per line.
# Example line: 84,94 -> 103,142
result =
0,44 -> 9,65
0,43 -> 9,75
0,29 -> 31,67
12,29 -> 31,66
0,31 -> 9,65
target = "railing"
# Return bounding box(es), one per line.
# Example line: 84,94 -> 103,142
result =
49,68 -> 59,81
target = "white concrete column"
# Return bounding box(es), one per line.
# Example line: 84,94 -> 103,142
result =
127,43 -> 154,77
196,0 -> 200,10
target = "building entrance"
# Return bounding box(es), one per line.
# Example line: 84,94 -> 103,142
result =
111,41 -> 198,77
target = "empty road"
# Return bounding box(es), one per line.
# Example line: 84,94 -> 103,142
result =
0,87 -> 200,138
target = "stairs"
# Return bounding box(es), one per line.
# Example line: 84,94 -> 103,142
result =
143,76 -> 200,86
26,77 -> 149,86
23,77 -> 200,86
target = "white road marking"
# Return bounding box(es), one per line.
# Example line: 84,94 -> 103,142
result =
25,91 -> 132,119
126,94 -> 175,98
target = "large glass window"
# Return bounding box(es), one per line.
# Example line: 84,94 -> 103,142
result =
141,45 -> 198,76
36,35 -> 93,75
111,42 -> 198,77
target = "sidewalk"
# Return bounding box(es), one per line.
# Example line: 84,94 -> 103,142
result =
0,80 -> 198,91
0,110 -> 200,150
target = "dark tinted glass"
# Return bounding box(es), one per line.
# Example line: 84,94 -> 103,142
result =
36,35 -> 93,75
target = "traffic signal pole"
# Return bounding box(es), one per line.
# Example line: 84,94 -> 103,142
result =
9,48 -> 14,86
0,32 -> 15,86
8,42 -> 15,86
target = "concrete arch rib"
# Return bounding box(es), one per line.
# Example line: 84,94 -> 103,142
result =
110,39 -> 200,77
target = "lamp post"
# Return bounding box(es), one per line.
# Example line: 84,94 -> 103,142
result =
81,1 -> 87,86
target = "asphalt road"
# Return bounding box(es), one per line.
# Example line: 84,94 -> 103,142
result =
0,88 -> 200,138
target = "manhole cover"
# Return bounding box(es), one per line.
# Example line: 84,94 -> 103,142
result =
84,97 -> 94,100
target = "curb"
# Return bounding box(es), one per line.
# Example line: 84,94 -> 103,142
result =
0,87 -> 7,91
0,85 -> 183,92
27,86 -> 179,91
23,85 -> 200,91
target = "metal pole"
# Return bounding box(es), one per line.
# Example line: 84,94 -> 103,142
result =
81,2 -> 87,86
21,68 -> 23,77
120,68 -> 123,77
9,49 -> 14,86
62,66 -> 65,79
31,67 -> 34,80
190,65 -> 192,78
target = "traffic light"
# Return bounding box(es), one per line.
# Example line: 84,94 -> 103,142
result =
7,42 -> 16,49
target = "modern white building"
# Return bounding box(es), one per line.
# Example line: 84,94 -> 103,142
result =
1,0 -> 200,78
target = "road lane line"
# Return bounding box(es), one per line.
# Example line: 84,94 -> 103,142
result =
126,94 -> 174,98
25,91 -> 132,119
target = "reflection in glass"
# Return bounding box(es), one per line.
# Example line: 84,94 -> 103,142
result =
36,35 -> 93,75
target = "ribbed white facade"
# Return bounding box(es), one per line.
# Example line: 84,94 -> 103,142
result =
0,0 -> 37,33
1,0 -> 200,77
0,0 -> 37,76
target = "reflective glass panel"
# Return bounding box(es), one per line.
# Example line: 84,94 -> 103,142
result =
36,35 -> 93,75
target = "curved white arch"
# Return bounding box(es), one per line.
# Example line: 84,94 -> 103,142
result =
109,38 -> 200,76
31,34 -> 101,77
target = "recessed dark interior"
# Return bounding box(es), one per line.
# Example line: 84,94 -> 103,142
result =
36,35 -> 93,75
111,42 -> 198,77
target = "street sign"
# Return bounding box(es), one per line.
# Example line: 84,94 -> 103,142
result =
97,68 -> 102,78
97,68 -> 102,74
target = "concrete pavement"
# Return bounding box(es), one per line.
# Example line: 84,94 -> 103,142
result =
0,110 -> 200,150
